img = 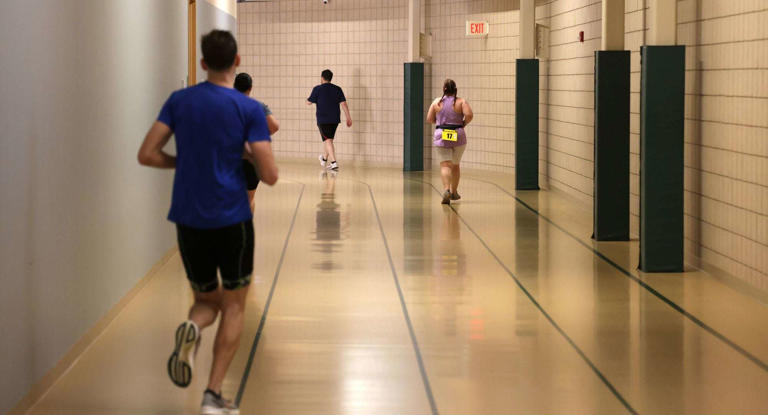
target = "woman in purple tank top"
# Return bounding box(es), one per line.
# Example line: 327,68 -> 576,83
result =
427,79 -> 474,205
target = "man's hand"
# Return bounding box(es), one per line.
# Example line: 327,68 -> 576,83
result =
341,101 -> 352,128
245,141 -> 279,185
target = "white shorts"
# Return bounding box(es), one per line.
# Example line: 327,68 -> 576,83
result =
435,145 -> 466,164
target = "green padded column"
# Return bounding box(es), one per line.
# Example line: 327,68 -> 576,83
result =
593,50 -> 630,241
515,59 -> 540,190
639,45 -> 685,272
404,63 -> 424,171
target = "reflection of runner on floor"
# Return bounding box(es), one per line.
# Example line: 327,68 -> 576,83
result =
313,171 -> 346,272
316,171 -> 341,243
234,72 -> 280,212
307,69 -> 352,171
436,208 -> 467,278
137,29 -> 278,415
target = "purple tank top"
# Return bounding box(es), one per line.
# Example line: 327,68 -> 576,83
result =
433,96 -> 467,147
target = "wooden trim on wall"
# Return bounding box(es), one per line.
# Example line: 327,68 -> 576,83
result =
188,0 -> 196,86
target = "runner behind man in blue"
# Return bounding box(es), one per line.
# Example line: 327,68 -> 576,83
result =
234,72 -> 280,212
138,29 -> 278,415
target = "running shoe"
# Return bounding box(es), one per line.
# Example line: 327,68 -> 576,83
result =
329,161 -> 339,171
441,190 -> 451,205
167,320 -> 199,388
319,155 -> 327,167
451,192 -> 461,201
201,389 -> 240,415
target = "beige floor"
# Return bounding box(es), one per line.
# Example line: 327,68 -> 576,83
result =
24,162 -> 768,414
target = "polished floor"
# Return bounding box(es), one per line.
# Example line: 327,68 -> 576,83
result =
25,161 -> 768,414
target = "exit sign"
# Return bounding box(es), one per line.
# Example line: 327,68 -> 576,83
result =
466,21 -> 489,37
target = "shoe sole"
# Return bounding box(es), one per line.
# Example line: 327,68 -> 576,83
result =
201,405 -> 240,415
168,322 -> 198,388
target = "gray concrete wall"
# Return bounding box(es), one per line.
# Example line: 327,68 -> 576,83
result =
0,1 -> 187,412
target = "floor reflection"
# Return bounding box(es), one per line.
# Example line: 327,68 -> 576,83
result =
403,179 -> 431,276
434,206 -> 466,278
312,171 -> 345,272
514,202 -> 539,339
433,206 -> 469,341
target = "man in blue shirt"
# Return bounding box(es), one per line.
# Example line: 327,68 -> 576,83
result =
307,69 -> 352,171
138,29 -> 277,414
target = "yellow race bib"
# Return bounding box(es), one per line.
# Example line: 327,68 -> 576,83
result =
441,129 -> 458,142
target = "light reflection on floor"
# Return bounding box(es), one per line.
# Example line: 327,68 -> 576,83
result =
22,161 -> 768,415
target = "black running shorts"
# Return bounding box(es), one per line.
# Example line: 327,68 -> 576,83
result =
176,221 -> 254,292
318,123 -> 339,141
242,159 -> 260,191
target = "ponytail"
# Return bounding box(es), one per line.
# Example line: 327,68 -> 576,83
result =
440,78 -> 457,105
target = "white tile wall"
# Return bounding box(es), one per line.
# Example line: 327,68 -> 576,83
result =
238,0 -> 768,290
538,0 -> 602,202
677,0 -> 768,290
238,0 -> 407,164
424,0 -> 522,173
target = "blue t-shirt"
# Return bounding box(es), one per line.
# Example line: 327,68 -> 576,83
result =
157,81 -> 271,229
308,83 -> 346,124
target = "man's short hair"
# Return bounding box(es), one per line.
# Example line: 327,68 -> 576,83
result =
201,30 -> 237,71
234,73 -> 252,93
321,69 -> 333,82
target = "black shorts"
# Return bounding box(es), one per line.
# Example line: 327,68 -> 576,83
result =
242,159 -> 259,191
176,221 -> 254,292
318,123 -> 339,141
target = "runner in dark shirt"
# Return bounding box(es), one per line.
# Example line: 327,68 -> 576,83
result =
307,69 -> 352,171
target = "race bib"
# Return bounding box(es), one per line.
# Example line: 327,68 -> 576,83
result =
441,129 -> 458,142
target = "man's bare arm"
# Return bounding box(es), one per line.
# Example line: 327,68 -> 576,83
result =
266,115 -> 280,135
341,101 -> 352,127
461,99 -> 474,126
138,121 -> 175,168
245,141 -> 279,185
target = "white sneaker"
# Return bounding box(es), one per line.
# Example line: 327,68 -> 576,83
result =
329,161 -> 339,171
167,320 -> 199,388
319,155 -> 327,167
201,389 -> 239,414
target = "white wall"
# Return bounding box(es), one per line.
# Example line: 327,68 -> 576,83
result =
538,0 -> 601,202
425,1 -> 521,173
0,1 -> 187,412
677,0 -> 768,290
238,0 -> 768,291
198,0 -> 238,84
238,0 -> 408,164
536,0 -> 768,291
